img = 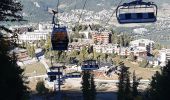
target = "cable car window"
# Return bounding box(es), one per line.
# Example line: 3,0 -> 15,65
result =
131,13 -> 137,19
137,13 -> 143,19
125,13 -> 131,19
148,12 -> 154,18
143,13 -> 149,19
119,14 -> 126,20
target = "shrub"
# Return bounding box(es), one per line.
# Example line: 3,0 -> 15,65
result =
36,81 -> 49,95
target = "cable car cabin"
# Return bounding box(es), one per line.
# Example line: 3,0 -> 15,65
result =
51,26 -> 69,50
116,0 -> 157,24
81,60 -> 99,70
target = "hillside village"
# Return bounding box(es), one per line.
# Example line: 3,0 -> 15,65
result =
9,23 -> 170,68
2,0 -> 170,100
3,21 -> 166,96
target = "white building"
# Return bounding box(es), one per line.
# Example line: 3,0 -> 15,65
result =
38,23 -> 53,31
93,44 -> 117,54
130,39 -> 155,53
114,47 -> 130,56
18,23 -> 52,44
79,31 -> 90,39
158,48 -> 170,66
18,31 -> 49,43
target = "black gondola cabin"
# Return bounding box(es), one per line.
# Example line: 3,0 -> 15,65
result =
51,26 -> 69,50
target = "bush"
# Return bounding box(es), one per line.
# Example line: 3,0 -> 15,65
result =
36,81 -> 49,95
139,60 -> 149,68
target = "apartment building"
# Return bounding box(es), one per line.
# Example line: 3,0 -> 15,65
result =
93,44 -> 118,54
130,39 -> 155,53
158,48 -> 170,66
92,32 -> 111,44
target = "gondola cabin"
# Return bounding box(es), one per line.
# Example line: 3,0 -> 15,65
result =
51,26 -> 69,50
116,0 -> 157,24
81,60 -> 99,70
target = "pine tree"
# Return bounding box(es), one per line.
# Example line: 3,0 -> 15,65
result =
82,71 -> 91,100
90,74 -> 96,100
147,61 -> 170,100
117,62 -> 129,100
0,39 -> 28,100
124,71 -> 132,100
117,62 -> 133,100
132,71 -> 141,99
0,1 -> 28,100
0,0 -> 23,32
26,45 -> 35,58
82,71 -> 96,100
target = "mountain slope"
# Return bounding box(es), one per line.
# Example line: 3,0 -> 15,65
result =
20,0 -> 170,22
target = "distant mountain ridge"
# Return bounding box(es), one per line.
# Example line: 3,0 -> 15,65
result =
20,0 -> 170,23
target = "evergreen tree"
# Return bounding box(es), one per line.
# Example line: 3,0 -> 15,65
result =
128,53 -> 136,61
82,71 -> 96,100
132,71 -> 141,99
117,62 -> 132,100
82,71 -> 91,100
0,0 -> 28,100
111,30 -> 118,44
146,61 -> 170,100
26,45 -> 35,58
90,74 -> 96,100
117,62 -> 129,100
0,0 -> 23,31
0,39 -> 28,100
124,71 -> 132,100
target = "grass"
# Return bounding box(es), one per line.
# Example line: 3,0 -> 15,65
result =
23,62 -> 47,76
113,57 -> 160,79
124,60 -> 159,79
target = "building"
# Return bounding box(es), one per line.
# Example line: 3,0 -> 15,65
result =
130,39 -> 155,53
93,44 -> 117,54
132,48 -> 147,57
158,48 -> 170,66
17,23 -> 53,44
68,42 -> 91,51
18,31 -> 49,44
114,46 -> 147,58
92,32 -> 111,44
10,48 -> 29,61
146,57 -> 159,67
114,47 -> 130,56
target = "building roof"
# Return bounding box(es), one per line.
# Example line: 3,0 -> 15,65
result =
130,39 -> 155,45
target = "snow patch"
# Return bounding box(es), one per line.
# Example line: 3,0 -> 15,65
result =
22,12 -> 28,17
33,2 -> 40,8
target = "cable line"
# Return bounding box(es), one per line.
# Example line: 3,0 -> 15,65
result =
77,0 -> 88,25
103,0 -> 125,28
